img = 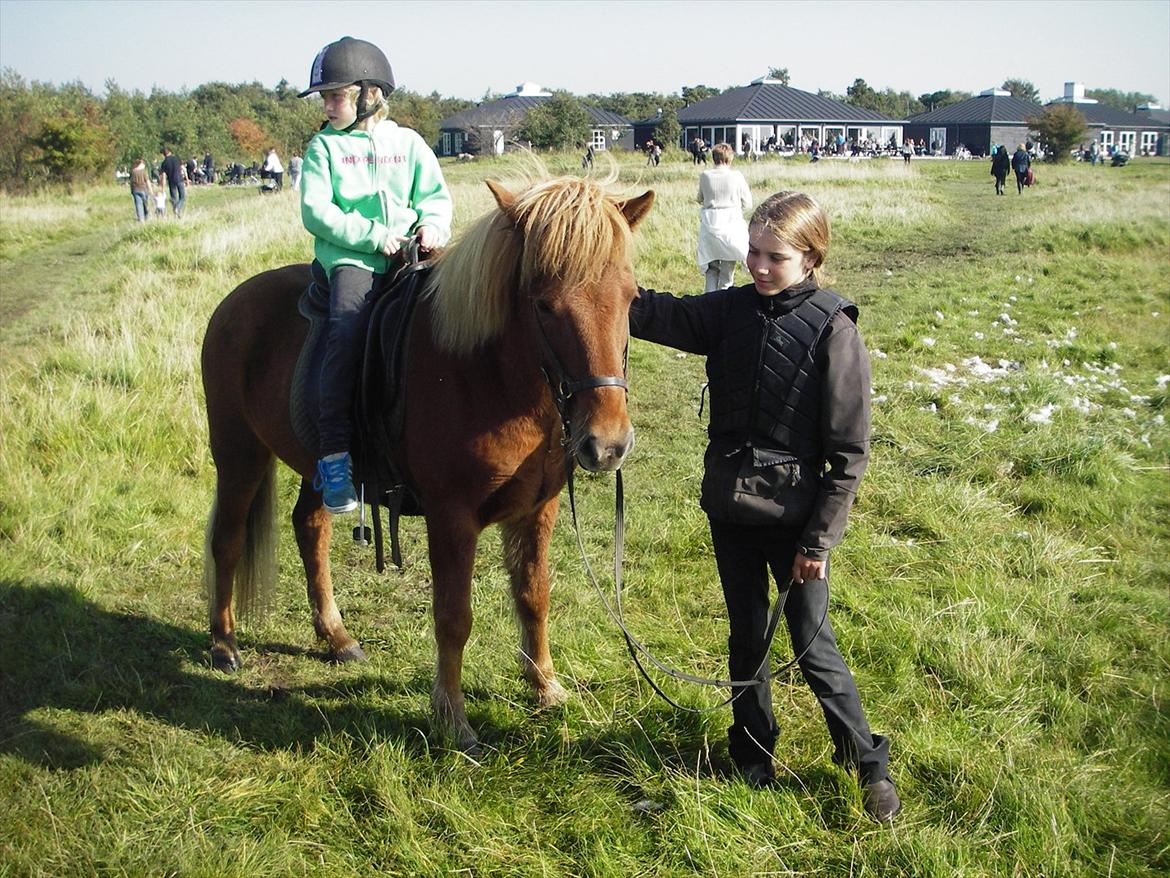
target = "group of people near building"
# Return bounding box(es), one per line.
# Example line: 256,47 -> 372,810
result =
989,143 -> 1034,194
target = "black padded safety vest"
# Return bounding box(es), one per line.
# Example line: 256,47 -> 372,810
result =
705,287 -> 857,458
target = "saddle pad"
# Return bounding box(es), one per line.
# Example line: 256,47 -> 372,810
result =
290,284 -> 328,457
289,262 -> 431,513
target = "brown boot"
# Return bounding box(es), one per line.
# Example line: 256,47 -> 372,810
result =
740,762 -> 777,789
863,778 -> 902,823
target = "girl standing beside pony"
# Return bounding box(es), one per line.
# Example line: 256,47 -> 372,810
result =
629,190 -> 901,823
299,36 -> 453,514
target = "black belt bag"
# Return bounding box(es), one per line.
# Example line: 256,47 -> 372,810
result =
700,444 -> 818,526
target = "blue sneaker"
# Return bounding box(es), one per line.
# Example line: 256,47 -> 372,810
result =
314,453 -> 359,514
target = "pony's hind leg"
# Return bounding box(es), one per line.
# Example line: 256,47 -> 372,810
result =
292,479 -> 365,663
501,498 -> 569,708
204,453 -> 277,672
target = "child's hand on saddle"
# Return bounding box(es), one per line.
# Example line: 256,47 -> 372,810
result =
381,235 -> 413,257
416,224 -> 440,253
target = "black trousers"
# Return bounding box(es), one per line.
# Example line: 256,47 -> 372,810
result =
317,263 -> 380,457
708,517 -> 890,784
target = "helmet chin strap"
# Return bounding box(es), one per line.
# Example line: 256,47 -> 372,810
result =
342,83 -> 386,132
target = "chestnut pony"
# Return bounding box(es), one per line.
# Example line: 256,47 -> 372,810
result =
201,175 -> 654,752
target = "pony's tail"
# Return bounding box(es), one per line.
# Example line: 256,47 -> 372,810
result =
202,460 -> 278,625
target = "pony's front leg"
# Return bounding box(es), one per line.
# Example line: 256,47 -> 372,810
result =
293,479 -> 366,663
501,497 -> 569,708
426,511 -> 480,754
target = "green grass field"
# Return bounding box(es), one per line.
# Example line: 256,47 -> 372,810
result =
1,152 -> 1167,877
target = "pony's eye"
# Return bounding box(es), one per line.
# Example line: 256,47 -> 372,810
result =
534,299 -> 554,315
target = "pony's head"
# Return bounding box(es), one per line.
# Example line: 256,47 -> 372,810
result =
429,173 -> 654,472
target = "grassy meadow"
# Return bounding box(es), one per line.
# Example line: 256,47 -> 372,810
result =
1,151 -> 1168,877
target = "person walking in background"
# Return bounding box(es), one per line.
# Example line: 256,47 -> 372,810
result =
158,147 -> 185,217
901,138 -> 913,165
990,144 -> 1011,195
129,157 -> 153,222
203,151 -> 215,184
264,146 -> 284,191
1012,143 -> 1031,194
696,142 -> 752,291
299,36 -> 452,514
627,190 -> 901,824
289,152 -> 303,190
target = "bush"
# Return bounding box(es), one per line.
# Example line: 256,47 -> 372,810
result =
1028,104 -> 1088,163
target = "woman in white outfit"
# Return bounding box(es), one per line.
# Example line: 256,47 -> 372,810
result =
697,143 -> 752,291
263,146 -> 285,191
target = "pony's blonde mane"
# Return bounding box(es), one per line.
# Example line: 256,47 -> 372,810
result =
428,172 -> 633,353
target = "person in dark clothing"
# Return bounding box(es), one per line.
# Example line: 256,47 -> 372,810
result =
158,147 -> 185,217
991,145 -> 1011,195
1012,144 -> 1031,194
628,190 -> 901,824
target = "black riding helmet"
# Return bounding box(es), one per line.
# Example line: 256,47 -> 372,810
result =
299,37 -> 395,127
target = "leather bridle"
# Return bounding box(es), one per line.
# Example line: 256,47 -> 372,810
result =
530,299 -> 628,441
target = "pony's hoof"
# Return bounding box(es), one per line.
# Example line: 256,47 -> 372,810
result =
536,679 -> 570,708
211,648 -> 241,673
458,734 -> 483,759
331,643 -> 367,664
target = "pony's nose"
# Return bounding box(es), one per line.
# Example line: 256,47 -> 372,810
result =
577,427 -> 634,472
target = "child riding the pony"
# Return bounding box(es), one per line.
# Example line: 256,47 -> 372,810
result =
299,36 -> 453,514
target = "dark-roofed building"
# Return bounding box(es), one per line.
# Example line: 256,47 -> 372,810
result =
677,77 -> 904,154
437,82 -> 633,157
904,89 -> 1043,157
1049,83 -> 1169,157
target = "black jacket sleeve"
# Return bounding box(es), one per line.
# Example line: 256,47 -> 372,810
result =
798,312 -> 872,559
628,286 -> 723,355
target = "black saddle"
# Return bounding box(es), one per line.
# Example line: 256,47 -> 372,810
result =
290,244 -> 434,570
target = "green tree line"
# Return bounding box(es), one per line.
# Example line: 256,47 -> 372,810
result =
1,67 -> 1159,190
0,69 -> 473,192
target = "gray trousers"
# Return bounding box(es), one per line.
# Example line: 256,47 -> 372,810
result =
317,263 -> 380,457
708,517 -> 890,784
705,260 -> 736,292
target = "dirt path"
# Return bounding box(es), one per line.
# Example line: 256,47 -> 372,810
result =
0,219 -> 129,347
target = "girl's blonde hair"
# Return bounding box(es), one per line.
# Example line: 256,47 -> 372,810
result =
335,83 -> 391,126
750,190 -> 832,286
711,143 -> 734,165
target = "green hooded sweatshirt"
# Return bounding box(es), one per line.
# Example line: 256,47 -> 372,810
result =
301,119 -> 452,274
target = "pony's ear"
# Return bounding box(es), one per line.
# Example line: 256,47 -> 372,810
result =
485,179 -> 516,216
618,190 -> 655,231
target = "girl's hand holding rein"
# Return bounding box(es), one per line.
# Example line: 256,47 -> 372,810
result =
381,234 -> 413,257
791,553 -> 826,584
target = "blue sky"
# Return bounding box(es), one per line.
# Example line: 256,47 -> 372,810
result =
2,0 -> 1168,104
